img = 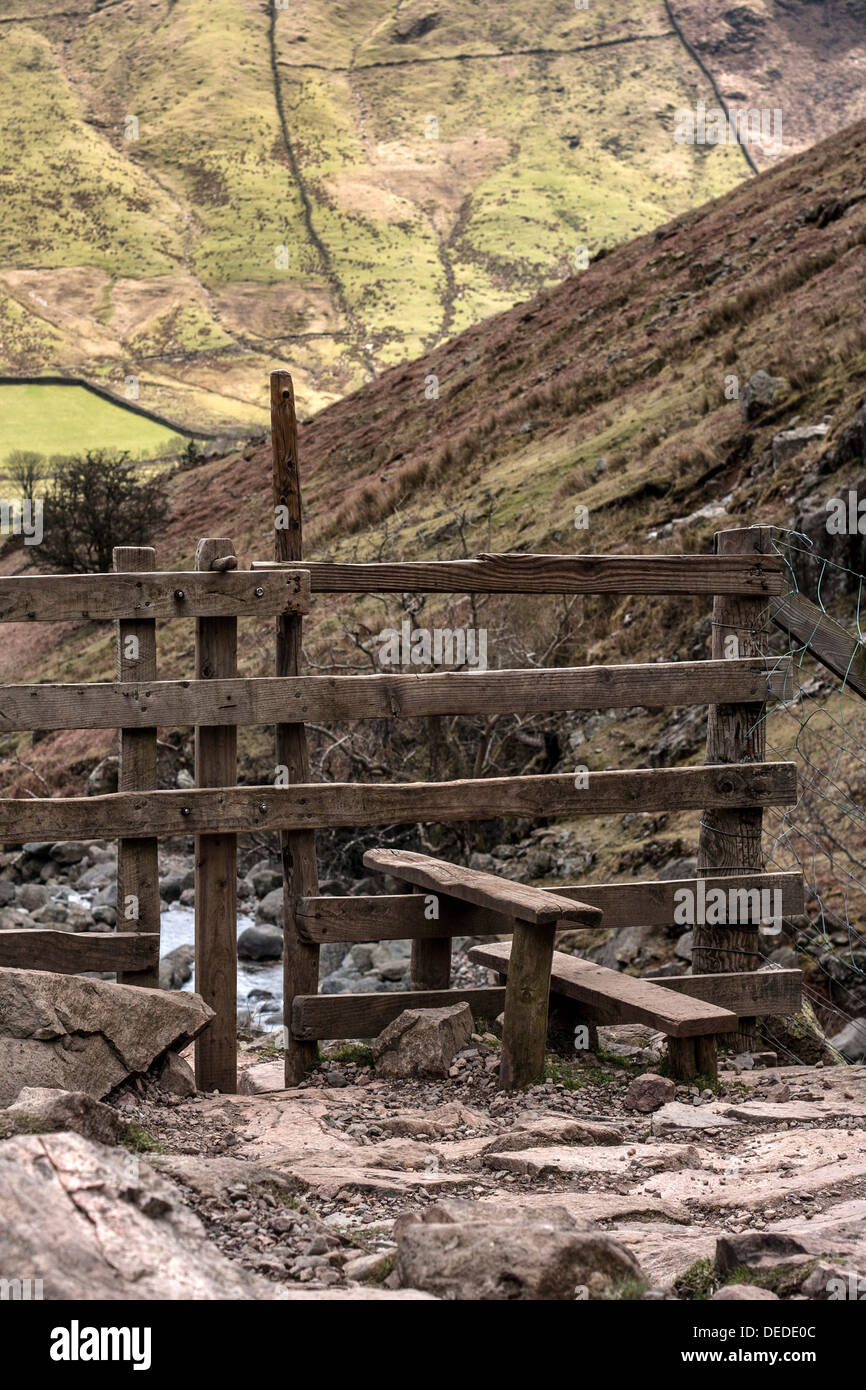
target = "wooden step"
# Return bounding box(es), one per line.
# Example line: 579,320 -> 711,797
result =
362,849 -> 602,927
467,941 -> 739,1038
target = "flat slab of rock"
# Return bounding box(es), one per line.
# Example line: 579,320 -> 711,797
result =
0,968 -> 213,1105
651,1101 -> 739,1135
484,1141 -> 702,1180
0,1132 -> 281,1299
482,1117 -> 623,1152
394,1198 -> 645,1300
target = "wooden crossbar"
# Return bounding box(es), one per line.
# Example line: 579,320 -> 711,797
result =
295,871 -> 805,943
362,849 -> 603,926
467,942 -> 740,1037
291,986 -> 506,1041
0,762 -> 797,842
251,552 -> 784,595
0,658 -> 790,732
0,930 -> 160,973
0,570 -> 310,622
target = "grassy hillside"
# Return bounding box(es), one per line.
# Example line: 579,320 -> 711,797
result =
1,0 -> 864,445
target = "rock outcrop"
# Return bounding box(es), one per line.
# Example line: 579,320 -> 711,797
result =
0,968 -> 212,1105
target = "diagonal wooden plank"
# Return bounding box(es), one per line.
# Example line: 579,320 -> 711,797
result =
467,941 -> 739,1037
771,590 -> 866,700
362,849 -> 602,926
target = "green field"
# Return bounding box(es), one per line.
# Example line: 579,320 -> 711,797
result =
0,384 -> 182,464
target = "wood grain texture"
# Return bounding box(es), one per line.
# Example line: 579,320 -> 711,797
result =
251,553 -> 783,596
295,872 -> 804,942
272,370 -> 320,1086
499,921 -> 557,1090
0,658 -> 792,732
469,943 -> 799,1021
771,590 -> 866,699
113,546 -> 159,988
363,848 -> 602,926
0,763 -> 797,842
194,538 -> 238,1095
0,930 -> 159,973
0,570 -> 310,622
291,986 -> 506,1040
696,528 -> 773,1050
467,941 -> 738,1037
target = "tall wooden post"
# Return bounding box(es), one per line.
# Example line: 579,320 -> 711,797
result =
695,525 -> 773,1056
113,545 -> 160,988
194,537 -> 238,1093
271,370 -> 321,1086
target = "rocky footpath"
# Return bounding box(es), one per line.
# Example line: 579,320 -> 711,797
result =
3,1011 -> 862,1301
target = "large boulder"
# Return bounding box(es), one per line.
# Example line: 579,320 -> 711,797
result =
0,968 -> 213,1105
0,1131 -> 281,1299
372,1003 -> 473,1079
394,1199 -> 645,1300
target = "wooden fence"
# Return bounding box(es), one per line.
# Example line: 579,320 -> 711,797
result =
0,369 -> 808,1091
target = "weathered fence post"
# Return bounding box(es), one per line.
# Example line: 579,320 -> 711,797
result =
499,921 -> 556,1090
409,884 -> 451,990
695,524 -> 773,1062
194,537 -> 238,1093
271,370 -> 321,1086
113,545 -> 160,988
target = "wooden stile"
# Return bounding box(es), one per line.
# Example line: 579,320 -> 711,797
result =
251,553 -> 783,596
272,370 -> 321,1087
194,538 -> 238,1094
113,546 -> 160,988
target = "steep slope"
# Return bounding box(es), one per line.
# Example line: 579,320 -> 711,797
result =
3,113 -> 864,770
1,0 -> 864,440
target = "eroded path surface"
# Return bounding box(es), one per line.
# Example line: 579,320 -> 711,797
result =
118,1038 -> 866,1299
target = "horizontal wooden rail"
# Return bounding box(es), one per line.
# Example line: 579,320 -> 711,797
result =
0,570 -> 310,623
0,930 -> 160,973
291,986 -> 506,1040
362,849 -> 602,926
771,591 -> 866,700
0,658 -> 790,732
0,763 -> 797,842
251,552 -> 783,596
647,967 -> 802,1018
469,943 -> 801,1026
295,871 -> 805,943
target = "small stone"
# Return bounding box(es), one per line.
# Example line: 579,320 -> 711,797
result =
623,1073 -> 676,1114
